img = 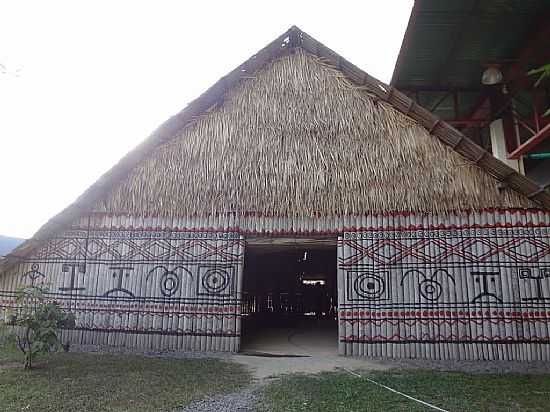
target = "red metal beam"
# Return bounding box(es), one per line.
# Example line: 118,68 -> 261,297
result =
508,123 -> 550,159
448,119 -> 485,126
463,18 -> 550,124
401,86 -> 482,92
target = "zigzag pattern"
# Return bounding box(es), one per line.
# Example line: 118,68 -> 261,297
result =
340,237 -> 550,266
32,236 -> 243,262
34,238 -> 88,260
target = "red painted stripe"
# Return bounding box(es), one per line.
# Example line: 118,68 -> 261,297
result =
70,220 -> 550,235
86,208 -> 550,220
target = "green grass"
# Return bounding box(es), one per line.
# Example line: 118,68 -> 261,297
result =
0,345 -> 250,412
0,342 -> 20,363
258,369 -> 550,412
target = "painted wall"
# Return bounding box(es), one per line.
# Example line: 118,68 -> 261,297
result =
0,214 -> 244,352
338,209 -> 550,360
2,209 -> 550,359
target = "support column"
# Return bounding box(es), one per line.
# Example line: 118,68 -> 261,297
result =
490,118 -> 524,173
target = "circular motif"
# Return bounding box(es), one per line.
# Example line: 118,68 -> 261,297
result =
202,269 -> 230,294
160,271 -> 180,297
419,279 -> 442,301
354,274 -> 385,300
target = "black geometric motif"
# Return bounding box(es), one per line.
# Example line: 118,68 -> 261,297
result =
59,263 -> 86,292
346,271 -> 391,301
203,270 -> 229,293
103,266 -> 135,298
471,271 -> 502,303
146,266 -> 193,297
401,268 -> 455,302
519,267 -> 550,301
196,265 -> 236,296
22,264 -> 45,285
161,273 -> 179,297
518,267 -> 533,279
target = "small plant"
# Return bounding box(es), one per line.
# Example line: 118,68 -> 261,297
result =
3,284 -> 75,369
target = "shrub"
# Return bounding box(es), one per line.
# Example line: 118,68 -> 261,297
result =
2,284 -> 75,368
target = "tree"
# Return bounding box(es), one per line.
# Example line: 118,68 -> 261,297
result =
2,284 -> 75,369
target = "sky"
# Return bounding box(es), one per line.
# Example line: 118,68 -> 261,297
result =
0,0 -> 413,239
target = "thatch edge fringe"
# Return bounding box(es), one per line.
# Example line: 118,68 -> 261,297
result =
2,25 -> 549,273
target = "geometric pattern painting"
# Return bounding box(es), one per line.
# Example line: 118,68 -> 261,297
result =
0,221 -> 244,352
338,213 -> 550,360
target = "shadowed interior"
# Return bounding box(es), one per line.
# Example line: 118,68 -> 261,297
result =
241,240 -> 338,355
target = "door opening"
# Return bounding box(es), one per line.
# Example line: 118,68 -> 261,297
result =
240,239 -> 337,356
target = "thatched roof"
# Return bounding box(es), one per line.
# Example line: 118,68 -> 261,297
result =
95,51 -> 532,216
3,26 -> 550,271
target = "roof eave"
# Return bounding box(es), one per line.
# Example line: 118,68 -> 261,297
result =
390,0 -> 419,86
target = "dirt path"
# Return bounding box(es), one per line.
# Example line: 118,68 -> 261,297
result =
176,385 -> 262,412
231,353 -> 389,379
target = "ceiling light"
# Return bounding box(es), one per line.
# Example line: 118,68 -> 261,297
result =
481,67 -> 503,85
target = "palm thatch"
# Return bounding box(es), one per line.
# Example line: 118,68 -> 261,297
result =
95,50 -> 533,217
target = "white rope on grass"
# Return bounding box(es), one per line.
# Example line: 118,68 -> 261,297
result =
342,368 -> 449,412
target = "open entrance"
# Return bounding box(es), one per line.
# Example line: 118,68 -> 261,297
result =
241,238 -> 337,356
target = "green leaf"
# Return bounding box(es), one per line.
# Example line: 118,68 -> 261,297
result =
527,63 -> 550,76
528,63 -> 550,87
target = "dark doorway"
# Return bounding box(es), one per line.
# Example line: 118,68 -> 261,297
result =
241,239 -> 337,355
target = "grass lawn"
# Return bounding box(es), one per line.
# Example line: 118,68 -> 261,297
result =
0,346 -> 250,412
258,369 -> 550,412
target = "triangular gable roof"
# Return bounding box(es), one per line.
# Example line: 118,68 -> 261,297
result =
3,26 -> 550,271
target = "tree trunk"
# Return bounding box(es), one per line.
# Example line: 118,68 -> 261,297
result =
24,338 -> 32,369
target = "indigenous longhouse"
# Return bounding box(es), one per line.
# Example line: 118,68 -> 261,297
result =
2,27 -> 550,361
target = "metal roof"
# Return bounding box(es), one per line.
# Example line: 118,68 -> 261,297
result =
390,1 -> 550,199
391,0 -> 550,121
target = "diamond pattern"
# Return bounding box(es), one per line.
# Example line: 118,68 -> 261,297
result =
505,238 -> 550,262
341,235 -> 550,266
30,231 -> 243,263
